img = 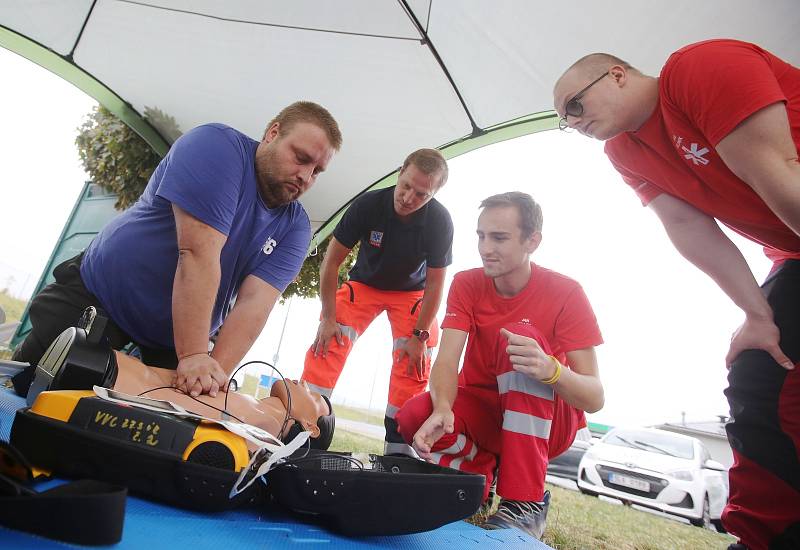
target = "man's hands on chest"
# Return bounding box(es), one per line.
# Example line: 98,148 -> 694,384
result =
174,353 -> 228,397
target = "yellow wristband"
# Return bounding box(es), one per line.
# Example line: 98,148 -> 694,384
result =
541,356 -> 562,385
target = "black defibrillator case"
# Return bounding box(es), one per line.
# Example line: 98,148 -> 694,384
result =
266,450 -> 485,536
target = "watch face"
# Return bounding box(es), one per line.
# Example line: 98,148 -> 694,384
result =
415,329 -> 430,342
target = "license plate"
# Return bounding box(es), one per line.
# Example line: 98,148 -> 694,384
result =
608,472 -> 649,492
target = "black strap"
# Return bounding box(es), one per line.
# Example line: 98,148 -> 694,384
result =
0,476 -> 127,545
343,281 -> 355,302
0,441 -> 127,545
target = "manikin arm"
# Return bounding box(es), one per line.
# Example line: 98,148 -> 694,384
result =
211,275 -> 281,376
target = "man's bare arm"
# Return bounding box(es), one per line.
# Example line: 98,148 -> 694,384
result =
428,328 -> 468,412
556,347 -> 604,413
398,266 -> 447,376
415,267 -> 447,333
211,275 -> 281,376
171,204 -> 229,395
649,194 -> 793,369
412,328 -> 467,458
716,102 -> 800,237
172,204 -> 225,357
500,329 -> 603,413
311,236 -> 352,356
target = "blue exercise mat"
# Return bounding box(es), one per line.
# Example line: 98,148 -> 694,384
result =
0,388 -> 551,549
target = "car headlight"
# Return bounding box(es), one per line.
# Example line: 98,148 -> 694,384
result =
669,469 -> 694,481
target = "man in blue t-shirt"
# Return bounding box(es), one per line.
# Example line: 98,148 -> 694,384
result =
301,149 -> 454,456
13,101 -> 342,399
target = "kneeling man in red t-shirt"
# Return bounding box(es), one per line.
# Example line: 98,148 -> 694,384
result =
396,191 -> 604,540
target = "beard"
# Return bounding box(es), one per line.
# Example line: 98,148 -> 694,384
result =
255,149 -> 298,208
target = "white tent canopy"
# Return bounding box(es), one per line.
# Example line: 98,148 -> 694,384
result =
2,1 -> 798,239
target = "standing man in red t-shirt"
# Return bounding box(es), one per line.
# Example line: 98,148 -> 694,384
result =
396,192 -> 604,540
554,40 -> 800,550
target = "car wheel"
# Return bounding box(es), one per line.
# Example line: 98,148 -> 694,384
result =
711,519 -> 726,534
690,495 -> 711,529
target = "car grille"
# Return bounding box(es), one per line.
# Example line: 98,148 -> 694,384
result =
595,465 -> 668,499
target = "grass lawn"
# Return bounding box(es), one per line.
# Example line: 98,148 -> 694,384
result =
0,290 -> 26,322
329,427 -> 734,550
543,484 -> 733,550
329,427 -> 384,455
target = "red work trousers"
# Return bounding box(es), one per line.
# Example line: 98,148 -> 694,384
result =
397,323 -> 584,502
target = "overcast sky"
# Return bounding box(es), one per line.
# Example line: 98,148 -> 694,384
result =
1,47 -> 772,428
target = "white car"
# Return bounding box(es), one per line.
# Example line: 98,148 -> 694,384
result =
577,427 -> 728,530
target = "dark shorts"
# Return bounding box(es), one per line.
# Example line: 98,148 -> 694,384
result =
12,253 -> 178,396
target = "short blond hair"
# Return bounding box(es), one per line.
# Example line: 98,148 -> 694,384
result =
401,148 -> 448,188
265,101 -> 342,150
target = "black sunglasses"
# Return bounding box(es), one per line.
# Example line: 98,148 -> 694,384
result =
558,72 -> 609,131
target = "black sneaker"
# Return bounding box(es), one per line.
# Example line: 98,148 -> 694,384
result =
726,544 -> 748,550
482,490 -> 550,540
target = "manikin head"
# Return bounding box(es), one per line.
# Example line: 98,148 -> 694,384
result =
271,379 -> 335,450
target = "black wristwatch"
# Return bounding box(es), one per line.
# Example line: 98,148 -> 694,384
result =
412,328 -> 430,342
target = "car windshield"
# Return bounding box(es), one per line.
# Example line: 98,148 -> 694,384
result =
605,430 -> 694,459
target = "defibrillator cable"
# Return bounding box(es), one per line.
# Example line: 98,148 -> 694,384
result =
226,360 -> 292,439
224,360 -> 313,459
137,361 -> 306,449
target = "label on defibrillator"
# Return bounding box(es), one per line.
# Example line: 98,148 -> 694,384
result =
68,397 -> 196,453
88,386 -> 312,499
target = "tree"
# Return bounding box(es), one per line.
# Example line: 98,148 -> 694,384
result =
74,105 -> 355,300
284,239 -> 358,302
75,105 -> 162,210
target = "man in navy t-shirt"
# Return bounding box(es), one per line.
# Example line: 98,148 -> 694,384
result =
301,149 -> 454,456
13,101 -> 341,399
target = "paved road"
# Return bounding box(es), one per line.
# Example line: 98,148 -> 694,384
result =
336,417 -> 385,440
